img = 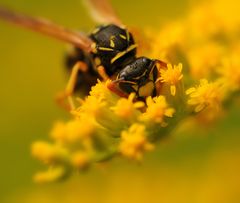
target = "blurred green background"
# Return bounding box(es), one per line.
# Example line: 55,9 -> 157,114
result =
0,0 -> 240,203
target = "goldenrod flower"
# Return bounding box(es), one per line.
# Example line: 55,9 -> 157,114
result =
157,63 -> 183,96
90,79 -> 117,103
89,79 -> 108,99
119,124 -> 154,161
74,96 -> 106,118
31,141 -> 68,164
111,93 -> 145,120
50,116 -> 97,144
186,79 -> 224,112
141,96 -> 175,124
217,56 -> 240,91
49,121 -> 67,143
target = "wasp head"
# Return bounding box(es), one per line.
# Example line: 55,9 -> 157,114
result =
114,57 -> 159,98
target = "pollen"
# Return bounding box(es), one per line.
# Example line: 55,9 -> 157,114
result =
119,124 -> 154,161
157,63 -> 183,96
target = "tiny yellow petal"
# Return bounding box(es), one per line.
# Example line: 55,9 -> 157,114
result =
146,96 -> 154,106
34,167 -> 66,183
164,108 -> 175,117
170,85 -> 176,96
128,92 -> 136,102
195,104 -> 206,112
186,87 -> 196,95
134,101 -> 145,109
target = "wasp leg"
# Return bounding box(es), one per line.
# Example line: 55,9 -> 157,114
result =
154,60 -> 167,96
56,61 -> 88,111
155,79 -> 162,96
107,81 -> 129,98
97,65 -> 109,81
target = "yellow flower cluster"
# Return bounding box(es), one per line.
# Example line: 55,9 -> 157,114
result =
32,0 -> 240,182
149,0 -> 240,118
32,78 -> 181,182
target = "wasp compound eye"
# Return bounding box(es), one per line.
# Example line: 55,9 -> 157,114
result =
118,71 -> 127,80
142,57 -> 148,63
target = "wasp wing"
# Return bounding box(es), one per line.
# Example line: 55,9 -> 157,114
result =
0,6 -> 93,52
82,0 -> 124,27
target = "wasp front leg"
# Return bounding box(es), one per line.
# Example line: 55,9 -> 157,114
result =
95,65 -> 128,98
56,61 -> 88,111
107,80 -> 129,98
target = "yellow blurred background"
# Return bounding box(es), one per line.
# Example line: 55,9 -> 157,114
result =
0,0 -> 240,202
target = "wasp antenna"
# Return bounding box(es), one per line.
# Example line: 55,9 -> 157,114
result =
154,59 -> 167,68
112,78 -> 125,83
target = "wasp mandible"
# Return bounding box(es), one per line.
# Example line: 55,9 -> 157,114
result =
0,0 -> 167,110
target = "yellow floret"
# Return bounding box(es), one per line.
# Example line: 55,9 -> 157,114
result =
186,79 -> 224,112
140,96 -> 175,124
119,124 -> 154,161
157,63 -> 183,96
111,93 -> 145,119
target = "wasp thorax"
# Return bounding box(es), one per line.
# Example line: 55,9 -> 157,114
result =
90,24 -> 137,76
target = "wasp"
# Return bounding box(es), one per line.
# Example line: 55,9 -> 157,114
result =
0,0 -> 166,110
